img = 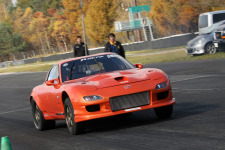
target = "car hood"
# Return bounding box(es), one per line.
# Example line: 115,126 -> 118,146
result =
187,35 -> 205,46
64,68 -> 165,89
187,33 -> 213,46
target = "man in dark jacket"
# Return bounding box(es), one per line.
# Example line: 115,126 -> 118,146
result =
73,36 -> 89,57
104,33 -> 125,58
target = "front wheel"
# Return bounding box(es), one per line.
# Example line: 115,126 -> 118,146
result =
154,105 -> 173,119
31,99 -> 55,131
205,43 -> 216,54
64,98 -> 85,135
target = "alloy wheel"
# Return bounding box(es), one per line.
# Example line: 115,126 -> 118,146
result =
34,105 -> 41,128
206,44 -> 216,54
65,105 -> 74,130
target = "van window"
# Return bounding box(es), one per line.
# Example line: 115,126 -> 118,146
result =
213,13 -> 225,24
199,15 -> 208,28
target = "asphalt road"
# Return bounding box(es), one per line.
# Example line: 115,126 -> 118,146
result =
0,59 -> 225,150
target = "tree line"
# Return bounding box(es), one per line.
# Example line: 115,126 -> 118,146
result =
0,0 -> 224,61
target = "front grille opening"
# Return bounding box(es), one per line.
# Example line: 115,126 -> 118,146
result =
86,105 -> 100,112
157,91 -> 169,100
110,91 -> 150,112
187,48 -> 194,53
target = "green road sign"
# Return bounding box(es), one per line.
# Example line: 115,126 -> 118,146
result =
128,5 -> 150,13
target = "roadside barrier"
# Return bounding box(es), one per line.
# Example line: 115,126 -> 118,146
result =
0,33 -> 198,68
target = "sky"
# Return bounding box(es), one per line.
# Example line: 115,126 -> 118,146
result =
12,0 -> 17,5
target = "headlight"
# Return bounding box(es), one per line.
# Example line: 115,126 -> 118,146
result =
83,95 -> 103,101
197,38 -> 204,44
156,82 -> 167,89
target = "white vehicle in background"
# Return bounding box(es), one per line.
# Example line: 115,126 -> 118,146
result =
213,24 -> 225,51
186,10 -> 225,56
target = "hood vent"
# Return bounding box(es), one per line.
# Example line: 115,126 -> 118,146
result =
114,76 -> 128,82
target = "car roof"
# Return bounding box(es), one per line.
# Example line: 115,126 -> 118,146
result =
56,52 -> 115,65
200,10 -> 225,16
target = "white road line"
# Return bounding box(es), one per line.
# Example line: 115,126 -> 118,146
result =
171,75 -> 213,83
0,63 -> 54,70
0,71 -> 48,76
0,108 -> 30,115
182,89 -> 215,91
174,88 -> 223,91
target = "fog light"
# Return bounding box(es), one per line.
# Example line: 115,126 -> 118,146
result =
86,105 -> 100,112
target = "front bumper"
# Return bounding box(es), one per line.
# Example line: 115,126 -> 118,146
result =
73,81 -> 175,123
213,39 -> 225,51
186,45 -> 205,55
70,76 -> 176,123
75,97 -> 175,122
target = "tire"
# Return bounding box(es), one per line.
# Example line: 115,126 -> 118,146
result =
154,105 -> 173,119
64,98 -> 85,135
205,43 -> 217,54
31,99 -> 55,131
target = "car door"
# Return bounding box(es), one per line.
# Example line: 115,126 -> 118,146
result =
43,65 -> 63,113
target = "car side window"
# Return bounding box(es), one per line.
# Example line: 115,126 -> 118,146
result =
213,13 -> 225,24
47,65 -> 59,81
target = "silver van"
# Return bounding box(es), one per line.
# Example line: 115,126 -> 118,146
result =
186,10 -> 225,56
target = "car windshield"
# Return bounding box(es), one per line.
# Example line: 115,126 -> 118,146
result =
61,54 -> 135,82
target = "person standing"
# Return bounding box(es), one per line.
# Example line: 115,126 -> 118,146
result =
73,36 -> 89,57
104,33 -> 125,58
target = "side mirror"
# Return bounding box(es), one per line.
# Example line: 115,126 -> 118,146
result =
46,78 -> 59,86
134,64 -> 143,69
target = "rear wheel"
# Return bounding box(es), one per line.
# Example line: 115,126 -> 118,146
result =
31,99 -> 55,131
154,105 -> 173,119
64,98 -> 85,135
205,43 -> 216,54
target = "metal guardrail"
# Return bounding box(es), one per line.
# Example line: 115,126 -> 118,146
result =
0,33 -> 198,68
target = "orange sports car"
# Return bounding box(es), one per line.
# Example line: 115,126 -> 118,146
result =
30,53 -> 175,135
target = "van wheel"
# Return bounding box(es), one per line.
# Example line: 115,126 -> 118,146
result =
205,43 -> 216,54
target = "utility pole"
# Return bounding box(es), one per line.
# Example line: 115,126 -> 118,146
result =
132,0 -> 142,41
80,0 -> 88,56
